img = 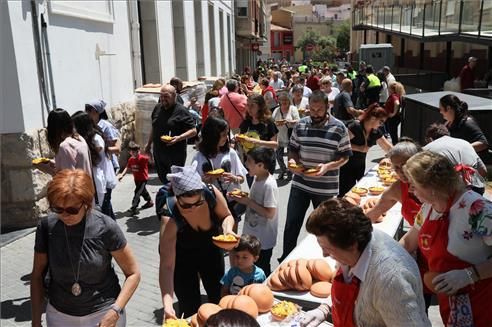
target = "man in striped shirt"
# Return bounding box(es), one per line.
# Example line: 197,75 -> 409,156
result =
279,91 -> 352,261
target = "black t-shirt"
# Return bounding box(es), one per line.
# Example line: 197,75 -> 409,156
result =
34,210 -> 126,316
151,103 -> 195,154
448,117 -> 489,148
347,120 -> 384,148
239,119 -> 278,141
333,92 -> 354,122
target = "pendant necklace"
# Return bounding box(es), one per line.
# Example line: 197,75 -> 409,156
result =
63,217 -> 87,297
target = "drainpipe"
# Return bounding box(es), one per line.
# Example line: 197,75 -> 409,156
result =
41,13 -> 56,108
31,0 -> 51,113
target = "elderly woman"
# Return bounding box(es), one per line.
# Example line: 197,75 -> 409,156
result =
365,138 -> 422,225
400,151 -> 492,326
159,163 -> 236,319
272,92 -> 300,179
301,198 -> 430,327
31,169 -> 140,327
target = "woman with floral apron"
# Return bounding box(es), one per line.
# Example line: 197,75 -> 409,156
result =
402,151 -> 492,326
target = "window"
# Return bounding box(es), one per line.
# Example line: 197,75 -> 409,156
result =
446,0 -> 456,16
48,0 -> 114,23
237,0 -> 248,17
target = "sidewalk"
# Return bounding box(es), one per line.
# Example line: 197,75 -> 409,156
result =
0,145 -> 444,326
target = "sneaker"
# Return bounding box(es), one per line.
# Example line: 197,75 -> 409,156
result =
141,200 -> 154,209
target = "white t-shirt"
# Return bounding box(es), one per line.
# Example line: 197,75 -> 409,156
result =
193,149 -> 247,193
269,79 -> 285,90
272,106 -> 300,146
326,88 -> 340,107
93,134 -> 117,194
292,97 -> 309,111
242,174 -> 279,250
414,190 -> 492,264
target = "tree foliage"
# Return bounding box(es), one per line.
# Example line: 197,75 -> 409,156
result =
336,20 -> 351,52
295,30 -> 337,61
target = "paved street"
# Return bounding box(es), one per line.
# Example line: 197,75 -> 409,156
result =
1,145 -> 443,326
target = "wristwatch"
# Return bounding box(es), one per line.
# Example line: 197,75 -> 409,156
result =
110,303 -> 124,317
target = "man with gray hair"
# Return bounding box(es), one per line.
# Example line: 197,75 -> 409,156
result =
145,84 -> 197,183
219,79 -> 247,132
269,71 -> 285,90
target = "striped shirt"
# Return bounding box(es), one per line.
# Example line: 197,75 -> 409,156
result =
289,115 -> 352,196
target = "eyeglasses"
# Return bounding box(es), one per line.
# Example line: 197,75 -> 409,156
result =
50,203 -> 84,215
177,197 -> 205,209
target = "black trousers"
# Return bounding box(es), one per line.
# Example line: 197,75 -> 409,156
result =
338,152 -> 366,197
256,248 -> 273,277
174,245 -> 224,317
385,114 -> 401,145
131,181 -> 151,209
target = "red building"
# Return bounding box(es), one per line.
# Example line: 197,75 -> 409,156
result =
270,24 -> 294,62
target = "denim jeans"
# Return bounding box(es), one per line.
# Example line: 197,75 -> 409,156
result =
280,186 -> 332,261
101,188 -> 115,220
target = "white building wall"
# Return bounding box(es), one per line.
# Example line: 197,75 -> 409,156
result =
156,1 -> 176,82
3,1 -> 134,134
183,1 -> 197,81
201,1 -> 212,76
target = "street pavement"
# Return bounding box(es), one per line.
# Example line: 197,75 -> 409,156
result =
1,145 -> 443,326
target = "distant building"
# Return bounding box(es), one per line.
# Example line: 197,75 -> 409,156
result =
351,0 -> 491,80
235,0 -> 268,72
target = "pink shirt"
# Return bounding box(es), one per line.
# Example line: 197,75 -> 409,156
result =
220,92 -> 247,129
55,136 -> 91,175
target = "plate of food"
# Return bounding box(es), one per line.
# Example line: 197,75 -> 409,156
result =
270,300 -> 299,321
160,135 -> 174,142
382,177 -> 398,186
228,189 -> 249,198
162,319 -> 190,327
206,168 -> 225,176
274,119 -> 286,126
32,157 -> 51,165
288,163 -> 304,173
351,187 -> 368,196
303,167 -> 320,176
212,234 -> 239,251
368,186 -> 384,195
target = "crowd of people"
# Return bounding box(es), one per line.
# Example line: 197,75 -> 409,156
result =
30,59 -> 491,327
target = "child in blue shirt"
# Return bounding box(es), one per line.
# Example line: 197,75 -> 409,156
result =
220,234 -> 266,296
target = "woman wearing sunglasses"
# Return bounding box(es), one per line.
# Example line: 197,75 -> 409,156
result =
338,103 -> 393,196
159,162 -> 236,320
30,169 -> 140,327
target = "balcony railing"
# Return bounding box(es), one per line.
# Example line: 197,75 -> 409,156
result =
352,0 -> 492,41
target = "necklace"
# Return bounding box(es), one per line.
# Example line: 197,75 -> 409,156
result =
63,217 -> 87,297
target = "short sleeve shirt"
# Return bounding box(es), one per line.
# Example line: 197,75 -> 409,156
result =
448,117 -> 489,149
242,174 -> 279,250
347,120 -> 384,147
193,149 -> 248,193
333,91 -> 354,122
151,103 -> 196,154
220,266 -> 266,295
34,210 -> 127,316
56,136 -> 91,176
126,154 -> 149,181
413,190 -> 492,264
289,115 -> 352,196
97,119 -> 120,170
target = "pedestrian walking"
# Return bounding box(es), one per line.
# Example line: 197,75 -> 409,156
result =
145,84 -> 197,184
117,141 -> 153,215
279,91 -> 352,261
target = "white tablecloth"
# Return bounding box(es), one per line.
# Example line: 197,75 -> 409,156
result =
269,165 -> 403,307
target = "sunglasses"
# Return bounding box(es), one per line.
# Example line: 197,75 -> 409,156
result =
50,203 -> 84,215
177,197 -> 205,209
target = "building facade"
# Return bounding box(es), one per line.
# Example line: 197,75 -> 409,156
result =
235,0 -> 268,73
350,0 -> 492,81
1,0 -> 235,230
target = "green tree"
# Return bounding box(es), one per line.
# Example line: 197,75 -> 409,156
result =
295,31 -> 336,62
336,20 -> 350,52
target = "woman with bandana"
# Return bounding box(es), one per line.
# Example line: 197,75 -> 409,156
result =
158,162 -> 236,319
